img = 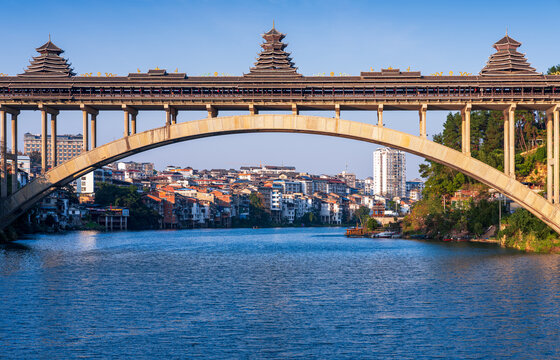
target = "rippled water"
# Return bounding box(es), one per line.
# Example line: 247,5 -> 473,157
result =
1,227 -> 559,359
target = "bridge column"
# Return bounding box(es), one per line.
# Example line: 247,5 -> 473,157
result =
335,104 -> 340,119
131,113 -> 137,134
419,104 -> 427,138
51,114 -> 57,167
122,105 -> 136,137
206,105 -> 218,118
11,112 -> 18,193
164,105 -> 177,126
91,114 -> 97,148
80,105 -> 98,149
124,110 -> 129,137
508,104 -> 516,178
547,111 -> 553,202
249,104 -> 258,115
377,104 -> 383,127
461,104 -> 472,155
41,109 -> 47,173
82,110 -> 88,152
503,108 -> 510,176
554,106 -> 560,204
0,110 -> 6,198
292,104 -> 299,116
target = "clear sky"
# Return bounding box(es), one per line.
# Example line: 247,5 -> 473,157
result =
2,0 -> 559,179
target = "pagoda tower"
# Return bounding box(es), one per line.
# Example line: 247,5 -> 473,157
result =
246,25 -> 301,77
480,34 -> 539,76
19,38 -> 75,77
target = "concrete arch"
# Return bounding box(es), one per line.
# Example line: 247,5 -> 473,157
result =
2,114 -> 559,233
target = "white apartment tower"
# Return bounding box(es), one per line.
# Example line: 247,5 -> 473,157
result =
373,147 -> 406,199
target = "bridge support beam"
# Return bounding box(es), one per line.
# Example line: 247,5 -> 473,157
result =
0,110 -> 6,198
11,112 -> 18,194
377,104 -> 383,127
51,114 -> 57,167
419,104 -> 427,138
335,104 -> 340,119
292,104 -> 299,116
206,105 -> 218,118
461,104 -> 471,156
547,111 -> 553,202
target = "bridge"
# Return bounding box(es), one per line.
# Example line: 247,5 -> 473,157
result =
1,27 -> 560,232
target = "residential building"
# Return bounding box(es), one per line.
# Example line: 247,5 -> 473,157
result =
373,147 -> 406,199
23,132 -> 83,168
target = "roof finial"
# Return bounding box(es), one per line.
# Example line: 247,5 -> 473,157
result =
49,33 -> 51,42
272,19 -> 275,29
506,27 -> 508,36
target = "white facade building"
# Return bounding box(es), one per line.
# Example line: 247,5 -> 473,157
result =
373,147 -> 406,199
77,167 -> 113,194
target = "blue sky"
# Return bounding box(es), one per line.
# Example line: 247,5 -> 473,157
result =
2,0 -> 559,179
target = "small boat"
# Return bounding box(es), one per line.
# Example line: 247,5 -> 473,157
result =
346,227 -> 365,237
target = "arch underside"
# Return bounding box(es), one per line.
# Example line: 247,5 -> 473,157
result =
2,114 -> 559,233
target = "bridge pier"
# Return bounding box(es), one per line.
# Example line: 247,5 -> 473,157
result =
292,104 -> 299,116
335,104 -> 340,119
377,104 -> 383,127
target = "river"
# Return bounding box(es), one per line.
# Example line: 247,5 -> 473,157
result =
1,227 -> 559,359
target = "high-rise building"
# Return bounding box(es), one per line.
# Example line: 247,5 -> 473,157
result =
23,133 -> 83,168
373,147 -> 406,199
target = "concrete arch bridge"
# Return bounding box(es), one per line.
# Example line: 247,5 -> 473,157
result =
1,114 -> 560,233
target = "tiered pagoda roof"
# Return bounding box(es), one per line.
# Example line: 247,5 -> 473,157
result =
246,25 -> 301,77
19,38 -> 75,77
480,34 -> 539,76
